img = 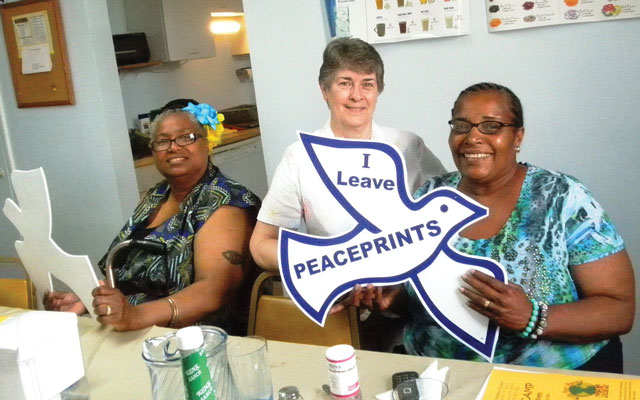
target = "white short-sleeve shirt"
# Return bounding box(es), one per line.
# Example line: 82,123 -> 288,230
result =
258,121 -> 446,236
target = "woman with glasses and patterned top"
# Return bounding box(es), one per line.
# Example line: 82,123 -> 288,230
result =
360,82 -> 634,372
44,101 -> 260,333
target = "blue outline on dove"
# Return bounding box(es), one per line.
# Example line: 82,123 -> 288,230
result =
278,132 -> 508,360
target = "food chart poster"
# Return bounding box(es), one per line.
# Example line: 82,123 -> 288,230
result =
325,0 -> 470,44
485,0 -> 639,31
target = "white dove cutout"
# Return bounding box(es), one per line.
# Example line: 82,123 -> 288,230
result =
278,132 -> 507,360
3,168 -> 99,318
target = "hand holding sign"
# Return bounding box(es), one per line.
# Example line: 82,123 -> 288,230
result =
278,133 -> 507,360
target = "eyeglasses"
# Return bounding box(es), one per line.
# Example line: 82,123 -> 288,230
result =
149,132 -> 203,151
448,119 -> 518,135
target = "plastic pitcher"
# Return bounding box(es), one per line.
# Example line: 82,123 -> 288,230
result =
142,326 -> 238,400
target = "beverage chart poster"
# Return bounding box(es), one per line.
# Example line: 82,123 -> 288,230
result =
485,0 -> 640,31
325,0 -> 470,44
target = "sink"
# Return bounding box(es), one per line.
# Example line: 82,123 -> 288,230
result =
220,104 -> 258,126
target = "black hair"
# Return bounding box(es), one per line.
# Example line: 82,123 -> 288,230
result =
149,99 -> 200,122
452,83 -> 523,127
161,98 -> 199,112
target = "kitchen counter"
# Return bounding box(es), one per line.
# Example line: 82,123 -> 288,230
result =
132,127 -> 268,199
134,127 -> 260,168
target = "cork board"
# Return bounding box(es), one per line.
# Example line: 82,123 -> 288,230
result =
0,0 -> 74,107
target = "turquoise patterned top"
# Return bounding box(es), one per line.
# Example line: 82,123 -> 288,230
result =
98,163 -> 260,326
406,164 -> 624,369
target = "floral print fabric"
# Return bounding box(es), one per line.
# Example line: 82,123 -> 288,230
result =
406,164 -> 624,369
98,163 -> 260,318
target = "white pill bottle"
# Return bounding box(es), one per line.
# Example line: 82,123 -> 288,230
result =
325,344 -> 362,399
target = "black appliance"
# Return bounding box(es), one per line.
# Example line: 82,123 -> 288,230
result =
112,32 -> 150,66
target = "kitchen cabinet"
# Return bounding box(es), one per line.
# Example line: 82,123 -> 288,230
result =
229,22 -> 250,56
123,0 -> 216,62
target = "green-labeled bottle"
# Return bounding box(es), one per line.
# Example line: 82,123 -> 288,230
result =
177,326 -> 216,400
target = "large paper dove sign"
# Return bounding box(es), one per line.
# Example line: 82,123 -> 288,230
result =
279,133 -> 507,360
3,168 -> 99,318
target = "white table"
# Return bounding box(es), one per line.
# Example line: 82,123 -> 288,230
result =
0,306 -> 634,400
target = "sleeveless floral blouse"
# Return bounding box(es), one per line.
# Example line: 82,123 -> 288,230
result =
98,163 -> 260,327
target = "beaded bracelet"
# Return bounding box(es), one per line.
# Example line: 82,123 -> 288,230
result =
529,301 -> 548,340
517,298 -> 539,338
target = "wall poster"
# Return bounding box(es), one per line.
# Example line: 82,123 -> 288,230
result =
485,0 -> 640,31
325,0 -> 470,44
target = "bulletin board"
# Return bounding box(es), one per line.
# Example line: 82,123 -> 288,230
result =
0,0 -> 74,108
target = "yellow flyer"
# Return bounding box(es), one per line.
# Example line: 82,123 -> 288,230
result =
482,368 -> 640,400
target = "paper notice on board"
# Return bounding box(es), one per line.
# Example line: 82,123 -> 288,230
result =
12,10 -> 54,58
22,44 -> 52,74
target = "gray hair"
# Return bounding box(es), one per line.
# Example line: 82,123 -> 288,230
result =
149,109 -> 204,139
318,37 -> 385,93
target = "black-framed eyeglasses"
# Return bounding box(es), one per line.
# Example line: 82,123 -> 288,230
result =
149,132 -> 203,151
448,119 -> 518,135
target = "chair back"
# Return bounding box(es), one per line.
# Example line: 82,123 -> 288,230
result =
0,257 -> 37,309
247,271 -> 360,348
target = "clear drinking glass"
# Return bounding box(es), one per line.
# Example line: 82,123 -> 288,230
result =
142,326 -> 238,400
227,336 -> 273,400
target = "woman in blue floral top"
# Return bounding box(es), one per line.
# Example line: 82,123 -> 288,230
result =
45,103 -> 260,332
360,83 -> 634,372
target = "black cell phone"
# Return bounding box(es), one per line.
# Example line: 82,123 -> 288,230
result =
392,371 -> 419,389
392,371 -> 420,400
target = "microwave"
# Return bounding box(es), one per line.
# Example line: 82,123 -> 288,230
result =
113,32 -> 150,66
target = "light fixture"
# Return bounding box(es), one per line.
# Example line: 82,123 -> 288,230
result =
210,12 -> 243,18
210,12 -> 243,35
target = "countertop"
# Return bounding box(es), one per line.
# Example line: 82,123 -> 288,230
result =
134,127 -> 260,168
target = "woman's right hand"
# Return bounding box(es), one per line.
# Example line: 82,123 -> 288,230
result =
330,283 -> 405,314
43,290 -> 87,315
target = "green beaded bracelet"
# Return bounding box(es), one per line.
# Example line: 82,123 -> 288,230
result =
530,301 -> 548,340
518,298 -> 539,338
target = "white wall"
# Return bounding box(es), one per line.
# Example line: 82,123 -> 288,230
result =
0,0 -> 138,264
107,0 -> 256,129
243,1 -> 640,373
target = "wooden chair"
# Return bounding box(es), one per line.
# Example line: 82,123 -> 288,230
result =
247,271 -> 360,348
0,257 -> 37,309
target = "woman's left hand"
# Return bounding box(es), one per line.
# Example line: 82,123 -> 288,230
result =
460,269 -> 533,332
91,282 -> 136,331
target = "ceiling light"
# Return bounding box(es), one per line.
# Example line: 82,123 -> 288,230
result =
210,12 -> 243,17
209,20 -> 242,35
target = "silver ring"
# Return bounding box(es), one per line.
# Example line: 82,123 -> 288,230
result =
106,305 -> 111,316
483,300 -> 491,309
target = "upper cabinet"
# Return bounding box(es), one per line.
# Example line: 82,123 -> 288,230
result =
123,0 -> 216,62
229,20 -> 250,56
